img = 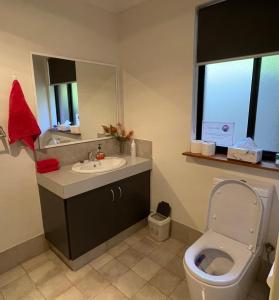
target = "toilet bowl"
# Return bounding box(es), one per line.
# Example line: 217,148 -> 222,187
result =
184,178 -> 273,300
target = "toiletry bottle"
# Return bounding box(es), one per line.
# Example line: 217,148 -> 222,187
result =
131,139 -> 136,158
96,144 -> 105,160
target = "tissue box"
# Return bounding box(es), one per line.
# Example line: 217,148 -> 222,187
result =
227,147 -> 263,163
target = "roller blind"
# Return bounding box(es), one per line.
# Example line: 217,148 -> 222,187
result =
48,58 -> 76,85
197,0 -> 279,64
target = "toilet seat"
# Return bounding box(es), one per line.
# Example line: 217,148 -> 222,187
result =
184,231 -> 252,286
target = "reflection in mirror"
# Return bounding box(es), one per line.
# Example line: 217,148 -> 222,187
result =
32,54 -> 118,148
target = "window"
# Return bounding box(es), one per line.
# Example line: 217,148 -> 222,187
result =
53,82 -> 79,125
196,53 -> 279,161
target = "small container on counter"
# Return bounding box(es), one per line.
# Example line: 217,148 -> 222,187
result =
96,144 -> 105,160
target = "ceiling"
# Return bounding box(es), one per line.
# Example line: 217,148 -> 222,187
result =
85,0 -> 147,13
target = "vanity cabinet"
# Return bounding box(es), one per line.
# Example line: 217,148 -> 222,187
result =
39,171 -> 150,260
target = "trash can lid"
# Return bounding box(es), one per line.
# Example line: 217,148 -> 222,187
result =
157,201 -> 171,217
150,212 -> 168,221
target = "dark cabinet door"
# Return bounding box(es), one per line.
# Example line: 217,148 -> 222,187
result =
66,183 -> 116,260
39,186 -> 71,258
115,171 -> 150,233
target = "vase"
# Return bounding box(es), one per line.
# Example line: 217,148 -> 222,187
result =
119,140 -> 125,154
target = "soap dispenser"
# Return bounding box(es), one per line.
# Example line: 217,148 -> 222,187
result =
131,139 -> 136,158
96,144 -> 105,160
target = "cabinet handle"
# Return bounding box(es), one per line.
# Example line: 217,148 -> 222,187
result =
110,189 -> 115,202
118,186 -> 122,199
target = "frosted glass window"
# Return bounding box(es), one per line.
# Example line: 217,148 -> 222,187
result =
202,59 -> 253,146
254,55 -> 279,152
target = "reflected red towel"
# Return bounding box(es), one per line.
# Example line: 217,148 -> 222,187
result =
36,159 -> 60,173
8,80 -> 41,150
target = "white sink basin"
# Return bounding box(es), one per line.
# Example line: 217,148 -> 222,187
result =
72,157 -> 126,174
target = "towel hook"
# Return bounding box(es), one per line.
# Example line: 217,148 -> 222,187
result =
0,126 -> 6,138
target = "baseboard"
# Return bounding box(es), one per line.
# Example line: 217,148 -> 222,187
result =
170,220 -> 202,244
0,235 -> 49,274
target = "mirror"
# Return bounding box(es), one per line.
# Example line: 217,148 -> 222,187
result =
32,54 -> 118,148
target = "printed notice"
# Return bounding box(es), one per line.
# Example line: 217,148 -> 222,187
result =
202,122 -> 235,146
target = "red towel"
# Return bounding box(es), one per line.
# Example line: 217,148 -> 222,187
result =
36,158 -> 60,173
8,80 -> 41,150
37,165 -> 60,174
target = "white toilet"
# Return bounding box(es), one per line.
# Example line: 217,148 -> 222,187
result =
184,177 -> 273,300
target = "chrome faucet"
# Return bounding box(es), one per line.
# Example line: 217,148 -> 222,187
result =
88,151 -> 101,165
88,151 -> 96,161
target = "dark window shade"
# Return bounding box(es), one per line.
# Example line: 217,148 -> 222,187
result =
197,1 -> 279,63
48,58 -> 76,85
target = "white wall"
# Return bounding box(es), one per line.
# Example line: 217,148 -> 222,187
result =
1,0 -> 279,256
76,62 -> 117,139
32,55 -> 51,135
119,0 -> 279,250
0,0 -> 118,252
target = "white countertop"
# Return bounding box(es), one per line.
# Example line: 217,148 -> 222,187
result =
36,155 -> 152,199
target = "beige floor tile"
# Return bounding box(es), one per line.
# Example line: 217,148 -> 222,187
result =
90,253 -> 114,271
132,258 -> 161,281
108,242 -> 130,257
132,238 -> 158,256
169,280 -> 190,300
149,246 -> 176,267
37,273 -> 71,299
75,269 -> 109,298
22,253 -> 49,272
135,227 -> 149,238
45,252 -> 68,271
117,248 -> 143,268
28,260 -> 61,284
93,285 -> 128,300
124,234 -> 144,247
0,266 -> 25,288
177,245 -> 188,259
113,270 -> 146,298
161,239 -> 185,255
165,256 -> 185,279
98,259 -> 129,283
19,288 -> 45,300
1,274 -> 34,300
64,264 -> 91,284
54,286 -> 84,300
131,283 -> 167,300
149,268 -> 181,296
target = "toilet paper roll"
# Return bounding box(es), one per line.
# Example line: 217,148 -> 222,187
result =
70,126 -> 80,134
191,140 -> 203,154
202,142 -> 216,156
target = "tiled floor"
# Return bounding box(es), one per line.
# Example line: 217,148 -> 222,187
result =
0,227 -> 270,300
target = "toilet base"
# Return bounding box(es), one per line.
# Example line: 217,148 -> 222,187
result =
184,249 -> 261,300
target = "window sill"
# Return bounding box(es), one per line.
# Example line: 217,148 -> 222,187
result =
182,152 -> 279,172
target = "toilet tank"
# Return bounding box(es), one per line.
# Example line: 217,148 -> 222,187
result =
212,176 -> 274,248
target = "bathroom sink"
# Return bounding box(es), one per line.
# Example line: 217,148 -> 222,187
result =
72,157 -> 126,174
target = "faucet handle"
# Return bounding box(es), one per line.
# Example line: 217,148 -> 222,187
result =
88,151 -> 95,161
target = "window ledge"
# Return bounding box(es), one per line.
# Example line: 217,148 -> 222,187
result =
183,152 -> 279,172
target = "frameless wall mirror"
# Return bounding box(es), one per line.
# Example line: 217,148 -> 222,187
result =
32,54 -> 118,149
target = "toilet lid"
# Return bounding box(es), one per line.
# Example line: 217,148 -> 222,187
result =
207,180 -> 263,251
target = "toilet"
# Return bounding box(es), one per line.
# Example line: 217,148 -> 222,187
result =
184,177 -> 274,300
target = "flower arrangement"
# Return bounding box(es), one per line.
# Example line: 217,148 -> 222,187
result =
102,123 -> 133,142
